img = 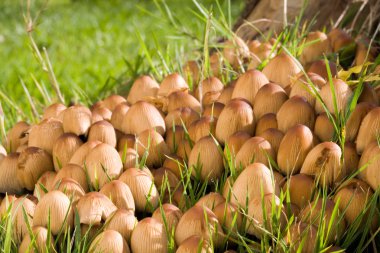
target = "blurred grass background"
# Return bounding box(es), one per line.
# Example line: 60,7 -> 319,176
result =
0,0 -> 243,127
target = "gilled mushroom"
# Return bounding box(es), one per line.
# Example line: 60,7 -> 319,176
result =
100,180 -> 135,213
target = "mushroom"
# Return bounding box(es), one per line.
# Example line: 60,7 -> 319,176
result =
76,192 -> 117,225
28,118 -> 64,154
87,120 -> 117,148
52,133 -> 83,171
62,104 -> 92,136
188,136 -> 224,182
128,75 -> 159,104
235,136 -> 274,169
89,229 -> 130,253
33,171 -> 57,200
53,163 -> 88,192
119,167 -> 159,212
131,218 -> 168,253
100,180 -> 135,213
0,153 -> 24,194
33,190 -> 74,235
19,226 -> 55,253
5,121 -> 30,153
17,147 -> 54,191
158,73 -> 189,97
152,203 -> 183,234
231,70 -> 268,105
105,209 -> 138,242
136,129 -> 170,168
111,102 -> 130,132
42,103 -> 66,121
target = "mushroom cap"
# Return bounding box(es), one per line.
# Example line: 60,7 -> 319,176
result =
128,75 -> 159,104
356,107 -> 380,154
42,103 -> 67,121
176,235 -> 212,253
89,229 -> 130,253
76,191 -> 117,225
69,140 -> 101,166
54,177 -> 85,204
231,70 -> 269,105
52,133 -> 83,171
277,124 -> 314,175
231,163 -> 275,207
84,143 -> 123,189
122,101 -> 166,135
105,209 -> 138,243
215,98 -> 255,144
262,52 -> 302,90
175,205 -> 224,248
100,180 -> 135,213
33,170 -> 57,199
33,190 -> 74,235
111,102 -> 130,131
358,141 -> 380,191
119,167 -> 159,212
87,120 -> 117,148
17,147 -> 54,191
62,105 -> 92,136
188,136 -> 224,182
29,118 -> 64,154
235,136 -> 274,169
253,83 -> 288,120
282,174 -> 315,209
195,192 -> 225,211
164,107 -> 200,130
0,153 -> 24,194
300,142 -> 344,187
152,203 -> 183,234
136,129 -> 170,168
5,121 -> 30,153
53,163 -> 88,192
158,73 -> 189,97
277,96 -> 316,133
131,217 -> 168,253
19,226 -> 55,253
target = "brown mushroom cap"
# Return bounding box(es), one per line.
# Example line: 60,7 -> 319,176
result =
159,73 -> 189,97
28,118 -> 64,154
176,235 -> 212,253
253,83 -> 288,120
100,180 -> 135,213
105,209 -> 138,242
33,190 -> 74,235
286,222 -> 317,253
76,192 -> 117,225
119,167 -> 159,212
231,163 -> 275,207
195,192 -> 225,211
216,98 -> 255,144
54,177 -> 85,204
84,142 -> 123,189
87,120 -> 117,148
188,136 -> 224,182
122,101 -> 166,136
111,102 -> 130,132
53,163 -> 88,192
52,133 -> 83,171
62,105 -> 92,136
231,70 -> 269,105
89,229 -> 130,253
164,107 -> 200,130
131,217 -> 168,253
235,136 -> 274,169
152,203 -> 183,234
5,121 -> 30,153
277,124 -> 314,175
283,174 -> 315,209
33,170 -> 57,200
17,147 -> 54,191
128,75 -> 159,104
69,140 -> 101,166
136,129 -> 170,168
19,226 -> 55,253
0,153 -> 23,194
175,205 -> 224,248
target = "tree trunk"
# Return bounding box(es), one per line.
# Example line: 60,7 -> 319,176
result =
234,0 -> 380,41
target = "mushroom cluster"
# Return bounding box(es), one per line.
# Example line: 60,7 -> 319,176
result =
0,28 -> 379,252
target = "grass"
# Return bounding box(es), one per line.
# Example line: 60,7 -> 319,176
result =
0,0 -> 243,130
0,0 -> 380,252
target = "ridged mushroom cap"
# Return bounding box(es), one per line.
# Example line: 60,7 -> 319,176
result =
52,133 -> 83,171
128,75 -> 159,104
84,143 -> 123,189
62,105 -> 92,136
235,136 -> 274,169
277,96 -> 315,133
159,73 -> 189,97
215,98 -> 255,144
105,209 -> 138,242
188,136 -> 224,182
33,190 -> 74,235
253,83 -> 288,119
0,153 -> 23,194
29,118 -> 64,154
17,147 -> 54,191
277,124 -> 314,175
231,163 -> 275,207
76,192 -> 117,225
356,107 -> 380,154
262,52 -> 302,90
119,167 -> 159,212
121,101 -> 166,135
231,70 -> 269,105
87,120 -> 117,148
19,226 -> 55,253
175,205 -> 224,248
89,229 -> 130,253
131,218 -> 168,253
100,180 -> 135,213
152,203 -> 183,234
